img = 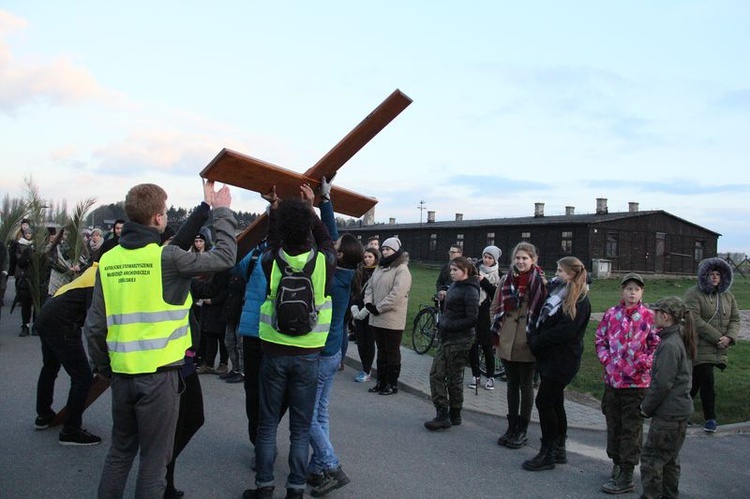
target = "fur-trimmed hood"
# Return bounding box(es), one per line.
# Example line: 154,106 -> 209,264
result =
697,257 -> 733,294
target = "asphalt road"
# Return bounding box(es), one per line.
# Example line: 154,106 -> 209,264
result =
1,306 -> 748,498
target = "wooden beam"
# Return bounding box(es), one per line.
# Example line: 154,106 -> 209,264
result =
201,89 -> 412,260
201,149 -> 377,217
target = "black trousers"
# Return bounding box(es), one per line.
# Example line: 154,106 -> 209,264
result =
354,318 -> 376,374
536,375 -> 568,441
690,363 -> 717,420
166,370 -> 204,491
372,326 -> 403,385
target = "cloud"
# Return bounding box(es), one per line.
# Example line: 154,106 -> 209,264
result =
585,179 -> 750,196
711,88 -> 750,114
0,10 -> 109,115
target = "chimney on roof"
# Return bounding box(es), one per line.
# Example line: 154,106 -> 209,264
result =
628,202 -> 639,213
534,202 -> 545,218
363,207 -> 375,226
455,213 -> 463,222
427,211 -> 435,223
596,198 -> 608,215
565,206 -> 575,216
389,217 -> 396,225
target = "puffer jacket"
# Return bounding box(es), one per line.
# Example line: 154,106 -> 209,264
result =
364,252 -> 412,331
684,258 -> 740,368
439,275 -> 480,344
640,324 -> 693,420
528,289 -> 591,386
595,301 -> 659,388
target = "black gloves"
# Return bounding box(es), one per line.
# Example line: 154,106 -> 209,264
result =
365,303 -> 380,315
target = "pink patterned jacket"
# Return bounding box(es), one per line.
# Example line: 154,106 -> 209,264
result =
595,301 -> 659,389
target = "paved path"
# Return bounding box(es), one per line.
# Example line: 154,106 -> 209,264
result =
343,343 -> 608,430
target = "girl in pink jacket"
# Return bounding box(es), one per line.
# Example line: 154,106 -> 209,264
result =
595,273 -> 659,494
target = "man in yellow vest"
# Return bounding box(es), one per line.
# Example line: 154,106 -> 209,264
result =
243,184 -> 336,499
85,181 -> 236,498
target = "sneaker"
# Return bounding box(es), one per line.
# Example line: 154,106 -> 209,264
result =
285,489 -> 304,499
704,419 -> 717,433
485,378 -> 495,390
468,377 -> 480,389
226,372 -> 245,383
35,413 -> 56,430
215,363 -> 229,376
196,365 -> 214,375
59,428 -> 101,446
311,466 -> 350,497
19,325 -> 30,337
355,371 -> 371,383
219,369 -> 236,380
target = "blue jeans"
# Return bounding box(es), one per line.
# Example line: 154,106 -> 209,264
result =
255,352 -> 319,491
308,352 -> 341,474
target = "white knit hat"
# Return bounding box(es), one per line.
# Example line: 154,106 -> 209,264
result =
381,237 -> 402,252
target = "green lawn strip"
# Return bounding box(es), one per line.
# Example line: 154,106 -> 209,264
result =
403,263 -> 750,424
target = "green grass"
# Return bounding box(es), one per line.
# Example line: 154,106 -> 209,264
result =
403,263 -> 750,424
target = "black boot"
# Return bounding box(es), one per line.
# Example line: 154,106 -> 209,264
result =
553,435 -> 567,464
368,381 -> 384,393
424,407 -> 452,431
497,414 -> 517,446
449,407 -> 462,426
506,416 -> 528,449
522,439 -> 556,471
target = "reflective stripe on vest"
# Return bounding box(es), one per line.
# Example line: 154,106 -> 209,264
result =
99,243 -> 192,374
259,249 -> 331,348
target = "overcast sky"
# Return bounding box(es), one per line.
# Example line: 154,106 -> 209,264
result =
1,1 -> 748,252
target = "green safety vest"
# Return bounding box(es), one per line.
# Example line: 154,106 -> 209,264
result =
99,243 -> 192,374
259,249 -> 331,348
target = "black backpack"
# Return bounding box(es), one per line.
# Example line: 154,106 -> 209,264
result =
272,249 -> 318,336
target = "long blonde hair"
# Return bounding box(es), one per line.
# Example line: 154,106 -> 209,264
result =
557,256 -> 588,320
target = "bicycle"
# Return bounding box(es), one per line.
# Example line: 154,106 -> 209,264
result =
411,295 -> 441,354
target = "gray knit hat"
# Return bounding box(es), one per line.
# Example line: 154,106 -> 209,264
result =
482,245 -> 502,264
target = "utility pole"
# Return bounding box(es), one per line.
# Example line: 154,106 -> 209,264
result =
417,200 -> 426,261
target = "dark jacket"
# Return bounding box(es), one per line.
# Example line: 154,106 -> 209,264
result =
191,269 -> 230,334
528,282 -> 592,386
640,324 -> 693,420
439,276 -> 480,344
435,263 -> 451,295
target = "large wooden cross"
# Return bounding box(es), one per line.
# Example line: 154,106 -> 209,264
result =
200,89 -> 412,259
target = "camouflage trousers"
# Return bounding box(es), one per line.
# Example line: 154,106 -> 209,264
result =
640,416 -> 687,499
601,386 -> 647,467
429,336 -> 473,411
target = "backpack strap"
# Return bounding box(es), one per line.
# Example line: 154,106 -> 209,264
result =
245,247 -> 261,281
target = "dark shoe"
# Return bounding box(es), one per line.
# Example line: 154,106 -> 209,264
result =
31,326 -> 39,336
226,372 -> 245,383
19,325 -> 30,337
243,486 -> 274,499
601,465 -> 635,494
449,407 -> 462,426
497,414 -> 517,446
368,383 -> 384,393
164,487 -> 185,499
58,428 -> 102,446
522,439 -> 556,471
215,363 -> 229,376
704,419 -> 717,432
311,466 -> 350,497
307,472 -> 324,486
285,488 -> 304,499
553,435 -> 567,464
506,416 -> 528,449
424,407 -> 452,431
219,369 -> 236,380
35,413 -> 56,430
378,383 -> 396,395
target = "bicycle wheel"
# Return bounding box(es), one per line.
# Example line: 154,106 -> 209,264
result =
411,308 -> 437,354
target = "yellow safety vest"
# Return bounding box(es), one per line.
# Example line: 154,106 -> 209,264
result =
98,244 -> 192,374
259,249 -> 331,348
